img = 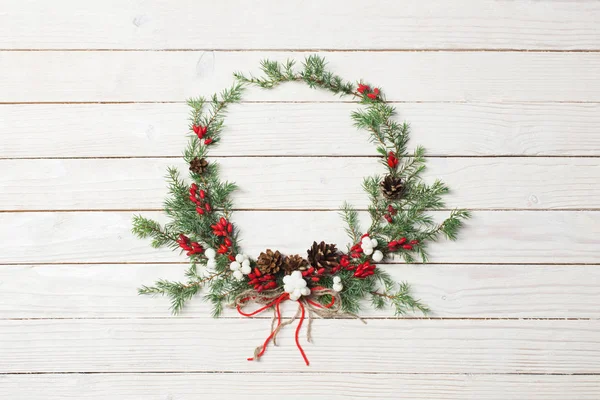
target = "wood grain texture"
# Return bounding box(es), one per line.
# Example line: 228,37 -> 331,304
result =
2,264 -> 599,319
2,52 -> 600,102
1,211 -> 599,264
2,157 -> 598,210
1,373 -> 599,400
1,0 -> 599,50
2,319 -> 599,373
3,103 -> 600,157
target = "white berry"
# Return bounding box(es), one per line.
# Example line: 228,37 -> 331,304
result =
241,264 -> 252,275
333,283 -> 344,292
204,248 -> 216,259
242,259 -> 250,269
363,246 -> 374,256
206,259 -> 217,269
333,276 -> 341,284
235,254 -> 244,263
372,250 -> 384,262
229,261 -> 241,271
361,237 -> 373,247
232,270 -> 244,281
283,271 -> 310,300
370,238 -> 378,248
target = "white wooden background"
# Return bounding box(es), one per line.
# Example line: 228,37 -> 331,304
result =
1,1 -> 599,398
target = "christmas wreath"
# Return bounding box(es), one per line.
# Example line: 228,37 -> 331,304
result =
132,56 -> 469,365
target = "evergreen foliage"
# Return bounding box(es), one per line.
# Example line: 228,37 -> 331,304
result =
133,55 -> 469,317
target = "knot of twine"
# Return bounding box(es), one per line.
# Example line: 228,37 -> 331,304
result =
233,287 -> 365,366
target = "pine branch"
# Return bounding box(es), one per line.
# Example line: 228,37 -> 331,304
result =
339,201 -> 361,244
131,215 -> 178,249
371,282 -> 430,316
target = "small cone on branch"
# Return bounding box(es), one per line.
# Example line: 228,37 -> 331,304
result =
307,241 -> 340,273
283,254 -> 309,275
256,249 -> 283,274
380,174 -> 405,200
189,157 -> 209,174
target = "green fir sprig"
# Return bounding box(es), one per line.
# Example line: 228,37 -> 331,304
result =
133,55 -> 469,318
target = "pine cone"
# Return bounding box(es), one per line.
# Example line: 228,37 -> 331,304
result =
283,254 -> 309,275
256,249 -> 283,274
380,175 -> 405,200
307,241 -> 340,273
189,157 -> 209,174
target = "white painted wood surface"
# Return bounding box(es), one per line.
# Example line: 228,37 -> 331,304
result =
1,1 -> 599,398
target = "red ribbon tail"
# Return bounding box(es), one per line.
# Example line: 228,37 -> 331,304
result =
245,293 -> 288,362
295,300 -> 310,366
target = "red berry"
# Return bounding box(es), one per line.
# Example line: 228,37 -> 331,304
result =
219,217 -> 227,227
196,206 -> 204,215
384,214 -> 393,223
367,93 -> 377,100
387,152 -> 399,168
228,254 -> 236,261
204,138 -> 213,145
224,237 -> 232,246
357,83 -> 370,94
410,240 -> 419,245
227,223 -> 233,233
398,237 -> 407,245
204,203 -> 211,211
199,190 -> 206,199
373,88 -> 380,95
402,244 -> 413,250
311,277 -> 320,282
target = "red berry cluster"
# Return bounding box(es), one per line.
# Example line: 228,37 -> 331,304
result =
302,263 -> 341,284
350,242 -> 363,258
211,217 -> 234,257
387,151 -> 399,168
340,255 -> 375,279
177,234 -> 204,256
357,84 -> 380,100
388,237 -> 419,252
384,204 -> 397,223
189,183 -> 211,214
192,124 -> 213,146
353,260 -> 376,278
247,267 -> 277,292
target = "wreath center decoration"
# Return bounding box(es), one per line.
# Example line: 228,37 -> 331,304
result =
132,56 -> 469,365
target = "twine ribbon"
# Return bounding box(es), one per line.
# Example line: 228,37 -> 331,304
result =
234,287 -> 353,366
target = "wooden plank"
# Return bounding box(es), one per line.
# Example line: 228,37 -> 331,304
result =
1,1 -> 599,50
1,319 -> 598,373
0,211 -> 598,264
1,264 -> 599,319
1,157 -> 599,210
2,52 -> 600,102
1,373 -> 598,400
3,103 -> 600,158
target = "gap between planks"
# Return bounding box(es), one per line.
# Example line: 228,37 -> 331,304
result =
3,49 -> 600,53
1,208 -> 599,213
2,100 -> 600,105
1,317 -> 596,321
2,155 -> 600,160
1,371 -> 599,376
2,262 -> 598,266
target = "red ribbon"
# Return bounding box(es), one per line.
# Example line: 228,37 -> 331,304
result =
236,291 -> 336,366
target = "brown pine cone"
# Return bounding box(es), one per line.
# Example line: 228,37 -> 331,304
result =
256,249 -> 283,274
380,174 -> 405,200
307,241 -> 340,273
189,157 -> 209,174
283,254 -> 309,275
